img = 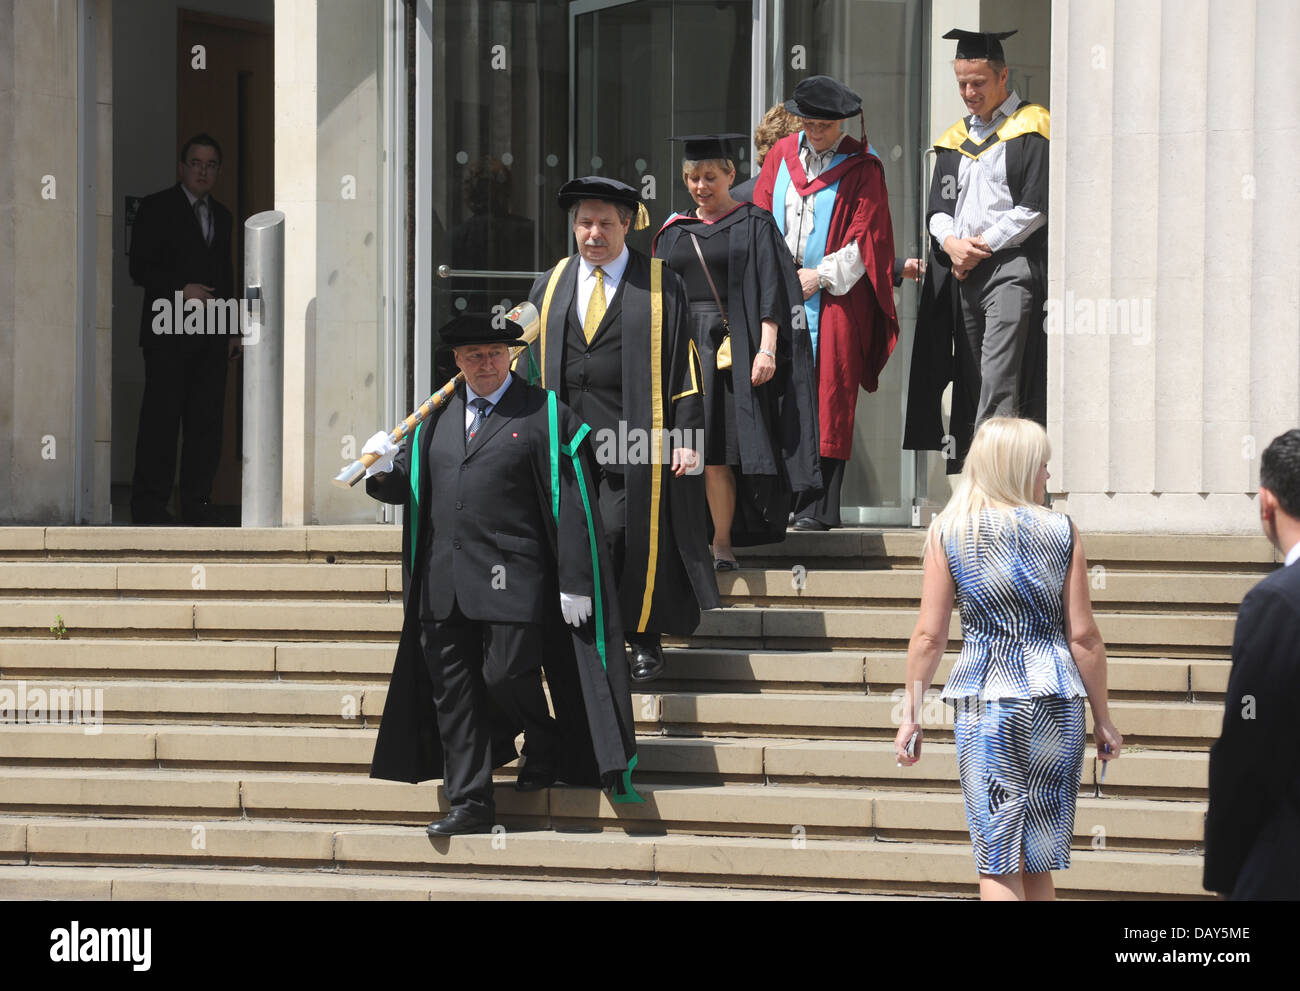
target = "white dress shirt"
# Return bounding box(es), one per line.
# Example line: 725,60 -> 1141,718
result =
1285,541 -> 1300,567
575,245 -> 630,328
928,90 -> 1047,254
781,133 -> 867,296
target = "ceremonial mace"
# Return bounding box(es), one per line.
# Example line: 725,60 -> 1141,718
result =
332,301 -> 541,488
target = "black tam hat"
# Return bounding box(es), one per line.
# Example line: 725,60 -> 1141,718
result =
671,133 -> 747,163
944,28 -> 1018,62
558,176 -> 650,230
437,313 -> 526,351
783,75 -> 862,121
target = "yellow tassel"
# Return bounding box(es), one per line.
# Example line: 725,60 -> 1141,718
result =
635,202 -> 650,230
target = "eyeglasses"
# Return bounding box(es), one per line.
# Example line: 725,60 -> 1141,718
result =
186,159 -> 221,173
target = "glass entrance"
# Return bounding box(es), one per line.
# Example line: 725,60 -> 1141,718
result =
765,0 -> 927,525
571,0 -> 755,256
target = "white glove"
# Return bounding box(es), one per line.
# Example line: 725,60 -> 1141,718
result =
362,430 -> 400,478
559,592 -> 593,628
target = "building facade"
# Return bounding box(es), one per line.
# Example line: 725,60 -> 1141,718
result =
0,0 -> 1295,534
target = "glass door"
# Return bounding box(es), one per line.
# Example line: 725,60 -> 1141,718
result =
765,0 -> 927,525
571,0 -> 755,252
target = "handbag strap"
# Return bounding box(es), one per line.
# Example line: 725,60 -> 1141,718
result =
689,232 -> 728,329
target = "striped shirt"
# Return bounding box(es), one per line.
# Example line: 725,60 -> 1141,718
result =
928,91 -> 1046,254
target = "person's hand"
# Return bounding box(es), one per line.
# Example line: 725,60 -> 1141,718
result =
1095,719 -> 1123,762
362,430 -> 399,478
183,283 -> 215,302
671,447 -> 699,477
902,257 -> 922,282
560,592 -> 593,628
751,350 -> 775,386
894,721 -> 923,766
797,267 -> 821,300
943,236 -> 991,273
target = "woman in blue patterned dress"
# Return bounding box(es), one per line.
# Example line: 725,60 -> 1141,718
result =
895,417 -> 1123,900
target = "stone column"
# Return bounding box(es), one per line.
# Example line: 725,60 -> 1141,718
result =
275,0 -> 316,526
1050,0 -> 1300,534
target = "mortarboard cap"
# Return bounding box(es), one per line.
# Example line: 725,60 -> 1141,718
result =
783,75 -> 862,121
671,133 -> 748,162
944,28 -> 1018,62
557,175 -> 649,230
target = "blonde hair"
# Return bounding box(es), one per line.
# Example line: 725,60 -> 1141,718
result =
926,417 -> 1053,564
753,105 -> 803,164
681,158 -> 735,181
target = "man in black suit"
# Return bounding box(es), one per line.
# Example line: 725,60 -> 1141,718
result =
129,133 -> 238,524
1204,428 -> 1300,899
528,177 -> 719,685
361,314 -> 640,835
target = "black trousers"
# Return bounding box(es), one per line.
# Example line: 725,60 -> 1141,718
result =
792,456 -> 846,527
130,340 -> 228,520
420,600 -> 558,815
595,468 -> 660,651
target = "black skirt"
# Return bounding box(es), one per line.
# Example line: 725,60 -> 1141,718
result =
689,301 -> 740,467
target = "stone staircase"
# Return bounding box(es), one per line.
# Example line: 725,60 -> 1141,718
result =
0,526 -> 1273,900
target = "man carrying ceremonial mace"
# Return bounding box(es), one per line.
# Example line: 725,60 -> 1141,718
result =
360,312 -> 640,835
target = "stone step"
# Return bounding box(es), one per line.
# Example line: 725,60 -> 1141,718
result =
0,864 -> 900,900
0,599 -> 1234,655
0,815 -> 1209,898
0,527 -> 1277,573
0,677 -> 1226,745
0,641 -> 1229,698
717,569 -> 1259,611
0,767 -> 1206,851
690,606 -> 1234,655
0,726 -> 1211,797
0,562 -> 399,598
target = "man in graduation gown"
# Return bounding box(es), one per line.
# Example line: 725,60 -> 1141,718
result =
528,176 -> 719,684
903,28 -> 1050,473
361,313 -> 640,835
753,75 -> 901,531
652,134 -> 822,548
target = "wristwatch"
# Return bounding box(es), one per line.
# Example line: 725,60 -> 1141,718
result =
758,348 -> 776,359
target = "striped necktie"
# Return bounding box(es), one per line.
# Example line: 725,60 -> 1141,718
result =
583,266 -> 606,344
466,397 -> 490,444
195,197 -> 212,246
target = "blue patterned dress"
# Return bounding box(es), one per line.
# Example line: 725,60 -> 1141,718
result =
939,508 -> 1088,875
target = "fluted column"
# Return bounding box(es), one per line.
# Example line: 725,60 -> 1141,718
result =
1050,0 -> 1300,534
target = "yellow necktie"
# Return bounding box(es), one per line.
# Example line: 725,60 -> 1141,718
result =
583,267 -> 606,344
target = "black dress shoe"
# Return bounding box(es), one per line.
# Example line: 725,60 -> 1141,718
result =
628,641 -> 665,683
515,757 -> 556,792
426,807 -> 494,836
792,517 -> 831,532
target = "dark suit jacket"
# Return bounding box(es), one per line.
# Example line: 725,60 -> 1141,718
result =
129,183 -> 236,348
366,374 -> 593,625
1204,556 -> 1300,899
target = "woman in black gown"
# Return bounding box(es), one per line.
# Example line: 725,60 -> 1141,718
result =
652,135 -> 821,568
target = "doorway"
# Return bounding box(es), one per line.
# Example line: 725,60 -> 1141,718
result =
110,0 -> 273,524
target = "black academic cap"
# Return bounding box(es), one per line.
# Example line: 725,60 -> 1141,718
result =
783,75 -> 861,121
944,28 -> 1018,62
557,176 -> 649,229
671,133 -> 748,162
437,313 -> 525,351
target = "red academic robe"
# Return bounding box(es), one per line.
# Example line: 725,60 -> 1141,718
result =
753,133 -> 900,461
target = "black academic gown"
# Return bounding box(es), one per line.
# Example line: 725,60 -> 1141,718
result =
365,373 -> 639,798
528,249 -> 720,636
903,100 -> 1050,473
653,203 -> 822,545
1203,560 -> 1300,899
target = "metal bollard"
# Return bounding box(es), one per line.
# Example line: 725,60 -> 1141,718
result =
241,211 -> 285,527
